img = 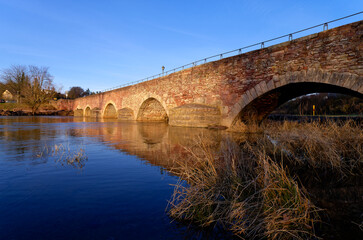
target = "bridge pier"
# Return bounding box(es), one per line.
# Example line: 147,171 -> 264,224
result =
118,108 -> 134,120
90,108 -> 101,118
169,104 -> 221,128
74,109 -> 83,117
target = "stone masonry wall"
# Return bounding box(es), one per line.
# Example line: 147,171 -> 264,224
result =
65,21 -> 362,128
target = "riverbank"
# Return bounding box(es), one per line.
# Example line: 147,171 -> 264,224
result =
0,109 -> 73,116
268,114 -> 363,123
0,102 -> 73,116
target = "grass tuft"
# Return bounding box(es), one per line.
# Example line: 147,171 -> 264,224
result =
167,120 -> 362,239
37,143 -> 88,169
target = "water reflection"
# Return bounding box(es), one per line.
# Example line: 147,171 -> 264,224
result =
0,116 -> 238,240
0,117 -> 223,171
64,120 -> 224,171
1,117 -> 359,239
0,117 -> 86,164
0,117 -> 253,171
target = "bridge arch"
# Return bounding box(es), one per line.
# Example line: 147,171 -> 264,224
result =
137,98 -> 168,122
103,101 -> 118,119
227,70 -> 362,128
84,106 -> 91,117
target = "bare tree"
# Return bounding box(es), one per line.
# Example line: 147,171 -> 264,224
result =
1,65 -> 28,102
0,82 -> 5,95
22,66 -> 55,114
1,65 -> 57,113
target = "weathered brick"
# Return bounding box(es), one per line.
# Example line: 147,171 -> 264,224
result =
58,21 -> 362,128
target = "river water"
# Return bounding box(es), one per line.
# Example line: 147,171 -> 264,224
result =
0,116 -> 235,240
1,116 -> 361,239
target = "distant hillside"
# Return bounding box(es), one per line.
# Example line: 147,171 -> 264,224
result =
272,93 -> 363,116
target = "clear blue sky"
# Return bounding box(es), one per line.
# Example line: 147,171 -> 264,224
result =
0,0 -> 362,93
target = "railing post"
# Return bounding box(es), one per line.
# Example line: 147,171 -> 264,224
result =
220,54 -> 223,59
289,34 -> 293,41
261,42 -> 264,49
323,23 -> 328,31
238,49 -> 242,54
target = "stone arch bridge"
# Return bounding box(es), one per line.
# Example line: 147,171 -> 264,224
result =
59,21 -> 363,129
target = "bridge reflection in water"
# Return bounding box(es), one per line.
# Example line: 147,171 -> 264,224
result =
0,116 -> 246,170
67,118 -> 229,171
1,116 -> 249,240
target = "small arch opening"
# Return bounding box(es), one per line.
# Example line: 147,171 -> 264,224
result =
84,107 -> 91,117
137,98 -> 168,122
103,103 -> 117,119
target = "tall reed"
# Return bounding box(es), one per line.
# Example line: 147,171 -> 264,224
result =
37,143 -> 88,169
167,120 -> 362,239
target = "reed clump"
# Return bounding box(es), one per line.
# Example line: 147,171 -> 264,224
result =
168,139 -> 319,239
37,143 -> 88,169
262,120 -> 363,186
167,120 -> 362,239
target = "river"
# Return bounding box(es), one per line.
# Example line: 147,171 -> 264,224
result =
1,116 -> 361,239
0,116 -> 236,240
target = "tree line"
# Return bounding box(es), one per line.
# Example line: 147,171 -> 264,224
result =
273,93 -> 363,116
67,86 -> 98,99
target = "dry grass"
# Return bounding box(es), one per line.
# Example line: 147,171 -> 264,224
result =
0,102 -> 29,111
167,120 -> 362,239
0,102 -> 56,111
261,120 -> 363,185
40,103 -> 57,111
167,138 -> 319,239
258,156 -> 319,240
228,113 -> 263,133
37,143 -> 88,169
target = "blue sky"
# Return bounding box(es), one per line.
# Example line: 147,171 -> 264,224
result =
0,0 -> 362,93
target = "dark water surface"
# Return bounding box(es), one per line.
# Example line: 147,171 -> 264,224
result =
1,117 -> 361,239
0,116 -> 231,240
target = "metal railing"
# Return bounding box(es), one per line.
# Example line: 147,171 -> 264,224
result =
100,12 -> 362,93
